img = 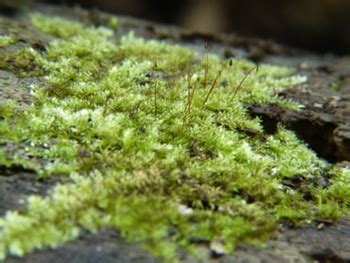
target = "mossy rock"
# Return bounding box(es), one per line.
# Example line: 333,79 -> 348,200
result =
0,5 -> 349,263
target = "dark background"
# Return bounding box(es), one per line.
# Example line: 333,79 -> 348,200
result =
1,0 -> 350,54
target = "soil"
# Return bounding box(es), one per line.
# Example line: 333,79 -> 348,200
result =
1,3 -> 350,263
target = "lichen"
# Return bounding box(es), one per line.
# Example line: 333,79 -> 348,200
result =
0,13 -> 349,262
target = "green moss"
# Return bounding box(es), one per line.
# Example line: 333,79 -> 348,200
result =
30,13 -> 112,39
0,13 -> 349,262
0,100 -> 15,120
107,16 -> 119,30
0,35 -> 16,48
0,47 -> 45,77
330,79 -> 342,91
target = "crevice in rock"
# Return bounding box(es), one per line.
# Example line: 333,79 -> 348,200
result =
247,104 -> 341,163
309,248 -> 346,263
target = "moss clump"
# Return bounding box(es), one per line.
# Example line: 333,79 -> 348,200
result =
0,13 -> 349,262
107,16 -> 119,30
0,35 -> 16,48
0,47 -> 45,77
30,13 -> 113,39
330,79 -> 342,91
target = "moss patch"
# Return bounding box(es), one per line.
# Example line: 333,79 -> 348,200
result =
330,79 -> 342,91
0,47 -> 46,77
0,13 -> 349,262
0,35 -> 16,48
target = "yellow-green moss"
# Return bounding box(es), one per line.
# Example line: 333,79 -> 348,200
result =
0,35 -> 16,48
107,16 -> 119,30
0,13 -> 349,262
330,79 -> 342,91
0,47 -> 45,77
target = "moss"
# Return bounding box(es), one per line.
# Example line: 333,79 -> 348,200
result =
0,35 -> 16,48
0,13 -> 349,262
0,47 -> 45,77
30,13 -> 112,39
330,79 -> 342,91
0,100 -> 15,120
107,16 -> 119,30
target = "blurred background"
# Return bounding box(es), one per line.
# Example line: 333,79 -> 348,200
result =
1,0 -> 350,54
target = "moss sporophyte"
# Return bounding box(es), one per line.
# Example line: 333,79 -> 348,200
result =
0,13 -> 349,262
